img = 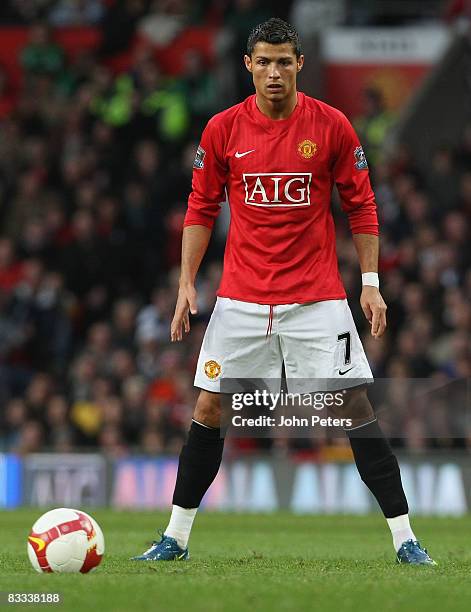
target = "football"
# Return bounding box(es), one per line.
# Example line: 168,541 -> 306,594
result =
27,508 -> 105,573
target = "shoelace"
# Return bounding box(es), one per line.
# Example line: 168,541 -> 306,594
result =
143,531 -> 166,554
401,540 -> 429,559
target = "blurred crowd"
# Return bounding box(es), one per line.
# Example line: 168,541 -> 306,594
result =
0,0 -> 450,28
0,0 -> 470,456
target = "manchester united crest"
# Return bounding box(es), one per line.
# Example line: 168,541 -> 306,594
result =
204,359 -> 221,380
297,139 -> 317,159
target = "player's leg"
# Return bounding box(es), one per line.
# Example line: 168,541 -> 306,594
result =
340,388 -> 434,564
131,391 -> 222,561
280,299 -> 436,565
166,390 -> 223,548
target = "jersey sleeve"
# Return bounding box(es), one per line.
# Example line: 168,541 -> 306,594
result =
184,117 -> 228,230
332,112 -> 379,235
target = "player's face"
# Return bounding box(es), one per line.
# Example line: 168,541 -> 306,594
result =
244,42 -> 303,103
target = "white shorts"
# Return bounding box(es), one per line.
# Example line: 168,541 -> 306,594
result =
194,298 -> 373,393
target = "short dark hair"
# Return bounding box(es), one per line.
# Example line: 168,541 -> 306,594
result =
247,18 -> 301,59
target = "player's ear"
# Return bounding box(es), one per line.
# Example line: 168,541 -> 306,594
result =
244,54 -> 253,73
297,55 -> 304,72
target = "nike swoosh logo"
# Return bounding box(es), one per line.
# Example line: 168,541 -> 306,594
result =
339,367 -> 354,376
235,149 -> 255,158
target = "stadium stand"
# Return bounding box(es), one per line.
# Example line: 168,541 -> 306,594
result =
0,0 -> 470,456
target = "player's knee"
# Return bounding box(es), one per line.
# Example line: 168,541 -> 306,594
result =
193,390 -> 221,428
334,387 -> 375,427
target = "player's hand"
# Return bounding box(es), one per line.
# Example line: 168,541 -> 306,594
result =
360,286 -> 387,338
171,283 -> 198,342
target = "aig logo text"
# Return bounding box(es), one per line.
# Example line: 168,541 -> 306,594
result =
243,173 -> 312,207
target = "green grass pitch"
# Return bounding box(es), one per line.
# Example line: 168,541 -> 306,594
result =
1,510 -> 471,612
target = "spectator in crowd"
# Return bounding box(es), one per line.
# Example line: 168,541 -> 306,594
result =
353,87 -> 395,167
45,394 -> 76,451
99,0 -> 150,57
20,22 -> 65,81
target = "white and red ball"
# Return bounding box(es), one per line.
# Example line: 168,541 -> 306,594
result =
27,508 -> 105,573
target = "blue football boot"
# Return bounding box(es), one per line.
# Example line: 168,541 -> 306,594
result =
396,539 -> 436,565
131,533 -> 189,561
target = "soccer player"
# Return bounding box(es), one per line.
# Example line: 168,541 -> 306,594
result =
132,18 -> 435,565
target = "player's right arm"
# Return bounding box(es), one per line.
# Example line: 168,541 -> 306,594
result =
171,117 -> 228,342
171,225 -> 212,341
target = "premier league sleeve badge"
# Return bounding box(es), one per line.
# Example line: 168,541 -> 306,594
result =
354,146 -> 368,170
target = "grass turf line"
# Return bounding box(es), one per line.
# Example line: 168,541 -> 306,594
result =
0,510 -> 470,612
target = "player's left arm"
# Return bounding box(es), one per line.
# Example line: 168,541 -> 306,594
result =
352,233 -> 387,338
333,111 -> 387,338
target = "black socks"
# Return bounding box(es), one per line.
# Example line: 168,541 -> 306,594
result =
172,418 -> 408,517
172,420 -> 225,508
347,420 -> 409,518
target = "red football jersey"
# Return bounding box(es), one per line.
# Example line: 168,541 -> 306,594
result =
184,92 -> 378,305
